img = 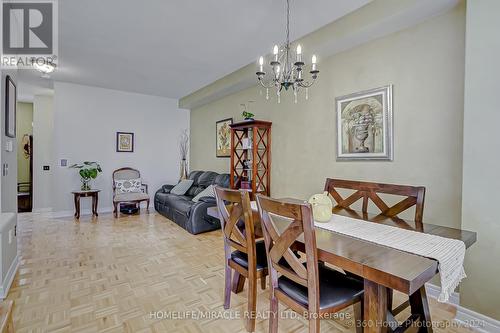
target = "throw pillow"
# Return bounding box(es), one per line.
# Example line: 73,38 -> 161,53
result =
192,185 -> 215,203
171,179 -> 194,195
115,178 -> 142,194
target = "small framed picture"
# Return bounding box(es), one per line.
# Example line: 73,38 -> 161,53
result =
5,76 -> 16,138
216,118 -> 232,158
116,132 -> 134,152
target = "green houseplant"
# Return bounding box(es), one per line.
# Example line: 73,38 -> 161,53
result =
69,161 -> 102,191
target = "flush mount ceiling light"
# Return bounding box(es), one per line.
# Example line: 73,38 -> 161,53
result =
256,0 -> 319,103
33,62 -> 56,78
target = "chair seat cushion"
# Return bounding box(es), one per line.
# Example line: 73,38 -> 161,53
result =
278,264 -> 363,310
114,192 -> 149,202
231,240 -> 268,270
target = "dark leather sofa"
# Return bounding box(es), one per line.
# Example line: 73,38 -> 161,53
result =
154,171 -> 230,234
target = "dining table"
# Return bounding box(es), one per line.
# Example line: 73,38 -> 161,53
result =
207,201 -> 476,333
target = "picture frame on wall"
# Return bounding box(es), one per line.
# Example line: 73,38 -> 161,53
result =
5,75 -> 16,138
116,132 -> 134,152
336,85 -> 393,161
216,118 -> 232,158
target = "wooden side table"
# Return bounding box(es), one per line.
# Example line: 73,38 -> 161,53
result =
72,190 -> 100,219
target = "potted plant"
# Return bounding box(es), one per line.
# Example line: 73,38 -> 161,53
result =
69,161 -> 102,191
240,102 -> 255,120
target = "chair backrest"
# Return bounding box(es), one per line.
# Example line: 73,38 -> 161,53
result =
324,178 -> 425,227
113,167 -> 140,181
112,168 -> 141,192
214,187 -> 257,270
256,195 -> 320,313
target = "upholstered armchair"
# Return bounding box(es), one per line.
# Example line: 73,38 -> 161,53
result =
112,167 -> 150,217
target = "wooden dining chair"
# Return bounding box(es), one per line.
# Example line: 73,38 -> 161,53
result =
214,187 -> 268,332
256,195 -> 364,333
324,178 -> 427,323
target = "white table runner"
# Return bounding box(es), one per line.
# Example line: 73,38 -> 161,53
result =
314,214 -> 466,302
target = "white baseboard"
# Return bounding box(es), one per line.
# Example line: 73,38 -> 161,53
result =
425,283 -> 500,332
0,255 -> 19,299
32,207 -> 52,213
455,306 -> 500,333
425,282 -> 460,306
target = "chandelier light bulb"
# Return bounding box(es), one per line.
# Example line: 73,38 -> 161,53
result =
259,56 -> 264,72
296,44 -> 302,55
312,55 -> 317,64
273,44 -> 279,61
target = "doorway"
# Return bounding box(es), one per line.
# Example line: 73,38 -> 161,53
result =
17,102 -> 34,213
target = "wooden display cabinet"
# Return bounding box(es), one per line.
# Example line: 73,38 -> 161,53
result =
230,120 -> 271,197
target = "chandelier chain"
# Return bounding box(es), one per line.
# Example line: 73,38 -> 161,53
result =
286,0 -> 290,46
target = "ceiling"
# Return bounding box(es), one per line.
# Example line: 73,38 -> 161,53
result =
18,0 -> 371,100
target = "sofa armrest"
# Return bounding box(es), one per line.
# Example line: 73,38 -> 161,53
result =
161,184 -> 175,193
198,196 -> 216,204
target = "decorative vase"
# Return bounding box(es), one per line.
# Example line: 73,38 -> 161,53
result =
308,191 -> 333,222
353,124 -> 370,153
180,159 -> 188,180
81,178 -> 91,191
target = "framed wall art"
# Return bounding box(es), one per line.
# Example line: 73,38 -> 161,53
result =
216,118 -> 232,158
116,132 -> 134,152
336,85 -> 393,160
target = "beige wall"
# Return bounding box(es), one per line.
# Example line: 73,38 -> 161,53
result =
461,0 -> 500,320
191,4 -> 465,229
16,102 -> 33,184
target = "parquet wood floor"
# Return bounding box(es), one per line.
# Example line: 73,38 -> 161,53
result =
6,212 -> 475,332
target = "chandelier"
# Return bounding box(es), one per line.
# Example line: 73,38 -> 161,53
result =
256,0 -> 319,103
